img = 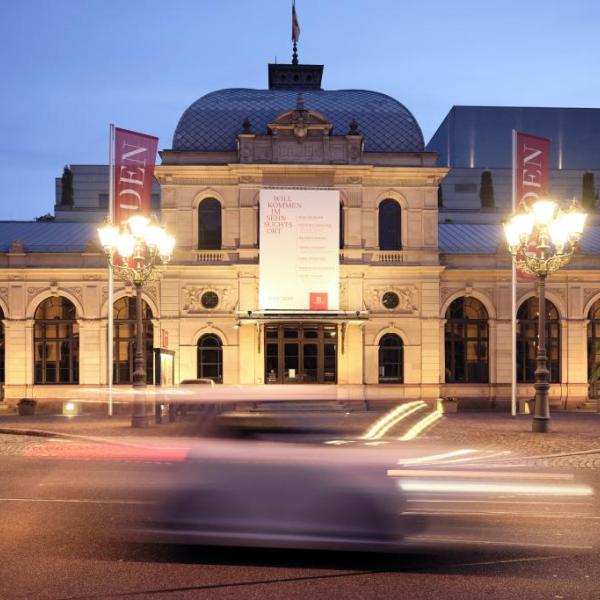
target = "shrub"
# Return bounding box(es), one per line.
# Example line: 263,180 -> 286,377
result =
480,170 -> 494,208
582,172 -> 596,210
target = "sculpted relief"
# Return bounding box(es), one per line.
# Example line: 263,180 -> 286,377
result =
366,286 -> 418,313
182,285 -> 237,313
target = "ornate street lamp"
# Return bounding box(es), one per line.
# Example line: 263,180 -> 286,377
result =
98,215 -> 175,427
504,199 -> 586,432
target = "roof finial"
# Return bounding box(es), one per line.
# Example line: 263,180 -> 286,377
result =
292,0 -> 300,64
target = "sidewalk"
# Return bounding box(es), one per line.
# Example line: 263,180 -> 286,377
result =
1,411 -> 599,458
0,414 -> 201,440
434,412 -> 600,457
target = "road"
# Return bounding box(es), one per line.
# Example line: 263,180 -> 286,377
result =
0,435 -> 598,600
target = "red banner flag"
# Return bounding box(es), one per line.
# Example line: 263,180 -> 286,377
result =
514,132 -> 551,207
113,128 -> 158,224
513,131 -> 551,280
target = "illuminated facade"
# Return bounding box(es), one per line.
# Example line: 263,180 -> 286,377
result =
1,61 -> 600,409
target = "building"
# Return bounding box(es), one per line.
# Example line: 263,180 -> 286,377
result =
53,165 -> 161,222
428,106 -> 600,215
1,60 -> 600,410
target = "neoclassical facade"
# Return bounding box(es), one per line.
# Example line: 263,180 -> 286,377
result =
1,61 -> 599,409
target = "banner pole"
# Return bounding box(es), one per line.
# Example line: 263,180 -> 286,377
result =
108,123 -> 115,416
511,129 -> 517,417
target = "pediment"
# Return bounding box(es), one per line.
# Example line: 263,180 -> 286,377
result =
267,93 -> 333,140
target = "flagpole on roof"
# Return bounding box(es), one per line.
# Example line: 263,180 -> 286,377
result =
292,0 -> 300,64
107,123 -> 115,416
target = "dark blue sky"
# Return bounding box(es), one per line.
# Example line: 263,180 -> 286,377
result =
1,0 -> 599,220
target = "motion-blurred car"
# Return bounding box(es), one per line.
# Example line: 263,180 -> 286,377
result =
132,438 -> 597,553
137,439 -> 420,551
215,400 -> 369,437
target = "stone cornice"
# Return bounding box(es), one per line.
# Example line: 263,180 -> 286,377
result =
154,163 -> 448,186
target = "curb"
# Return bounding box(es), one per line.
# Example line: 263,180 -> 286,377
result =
0,426 -> 158,449
0,426 -> 81,440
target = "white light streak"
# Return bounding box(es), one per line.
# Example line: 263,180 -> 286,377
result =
397,479 -> 593,497
398,407 -> 443,441
398,449 -> 477,465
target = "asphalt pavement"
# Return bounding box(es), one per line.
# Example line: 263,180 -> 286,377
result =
0,410 -> 599,599
0,454 -> 598,600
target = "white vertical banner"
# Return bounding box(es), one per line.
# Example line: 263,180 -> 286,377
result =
259,189 -> 339,310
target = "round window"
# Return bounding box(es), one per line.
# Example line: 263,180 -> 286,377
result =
382,291 -> 400,310
201,291 -> 219,309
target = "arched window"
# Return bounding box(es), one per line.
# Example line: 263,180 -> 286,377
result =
0,306 -> 4,384
197,334 -> 223,383
34,297 -> 79,384
198,198 -> 222,249
587,299 -> 600,388
378,334 -> 403,383
378,199 -> 401,250
339,202 -> 344,249
113,297 -> 154,385
517,298 -> 560,383
445,297 -> 489,383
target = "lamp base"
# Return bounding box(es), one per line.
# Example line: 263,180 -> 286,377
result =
532,417 -> 550,433
131,414 -> 150,428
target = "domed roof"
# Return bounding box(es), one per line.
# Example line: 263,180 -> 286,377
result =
172,88 -> 424,153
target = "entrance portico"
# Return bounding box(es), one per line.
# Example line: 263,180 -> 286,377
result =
237,311 -> 368,386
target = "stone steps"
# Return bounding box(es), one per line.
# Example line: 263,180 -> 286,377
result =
576,400 -> 600,412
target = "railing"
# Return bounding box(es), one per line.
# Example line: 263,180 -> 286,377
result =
190,249 -> 410,265
374,251 -> 406,264
193,251 -> 224,263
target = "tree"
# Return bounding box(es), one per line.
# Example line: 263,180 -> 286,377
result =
437,184 -> 443,208
479,170 -> 494,208
61,165 -> 74,206
582,172 -> 596,210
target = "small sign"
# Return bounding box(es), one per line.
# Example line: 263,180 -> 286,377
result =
310,292 -> 328,310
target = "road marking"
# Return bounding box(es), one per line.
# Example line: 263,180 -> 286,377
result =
445,555 -> 565,568
0,497 -> 151,505
405,536 -> 593,551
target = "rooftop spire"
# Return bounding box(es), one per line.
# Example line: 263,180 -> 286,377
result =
268,1 -> 322,90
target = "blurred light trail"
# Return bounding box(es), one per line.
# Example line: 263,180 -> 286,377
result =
398,449 -> 477,465
25,442 -> 189,462
397,479 -> 594,496
388,469 -> 575,480
398,406 -> 443,441
428,450 -> 513,464
361,401 -> 426,440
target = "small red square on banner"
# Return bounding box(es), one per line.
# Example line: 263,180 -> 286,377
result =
310,292 -> 328,310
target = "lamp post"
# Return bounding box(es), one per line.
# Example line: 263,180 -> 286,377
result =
504,199 -> 586,432
98,215 -> 175,427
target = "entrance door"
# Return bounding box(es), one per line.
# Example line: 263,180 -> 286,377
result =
264,324 -> 337,384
